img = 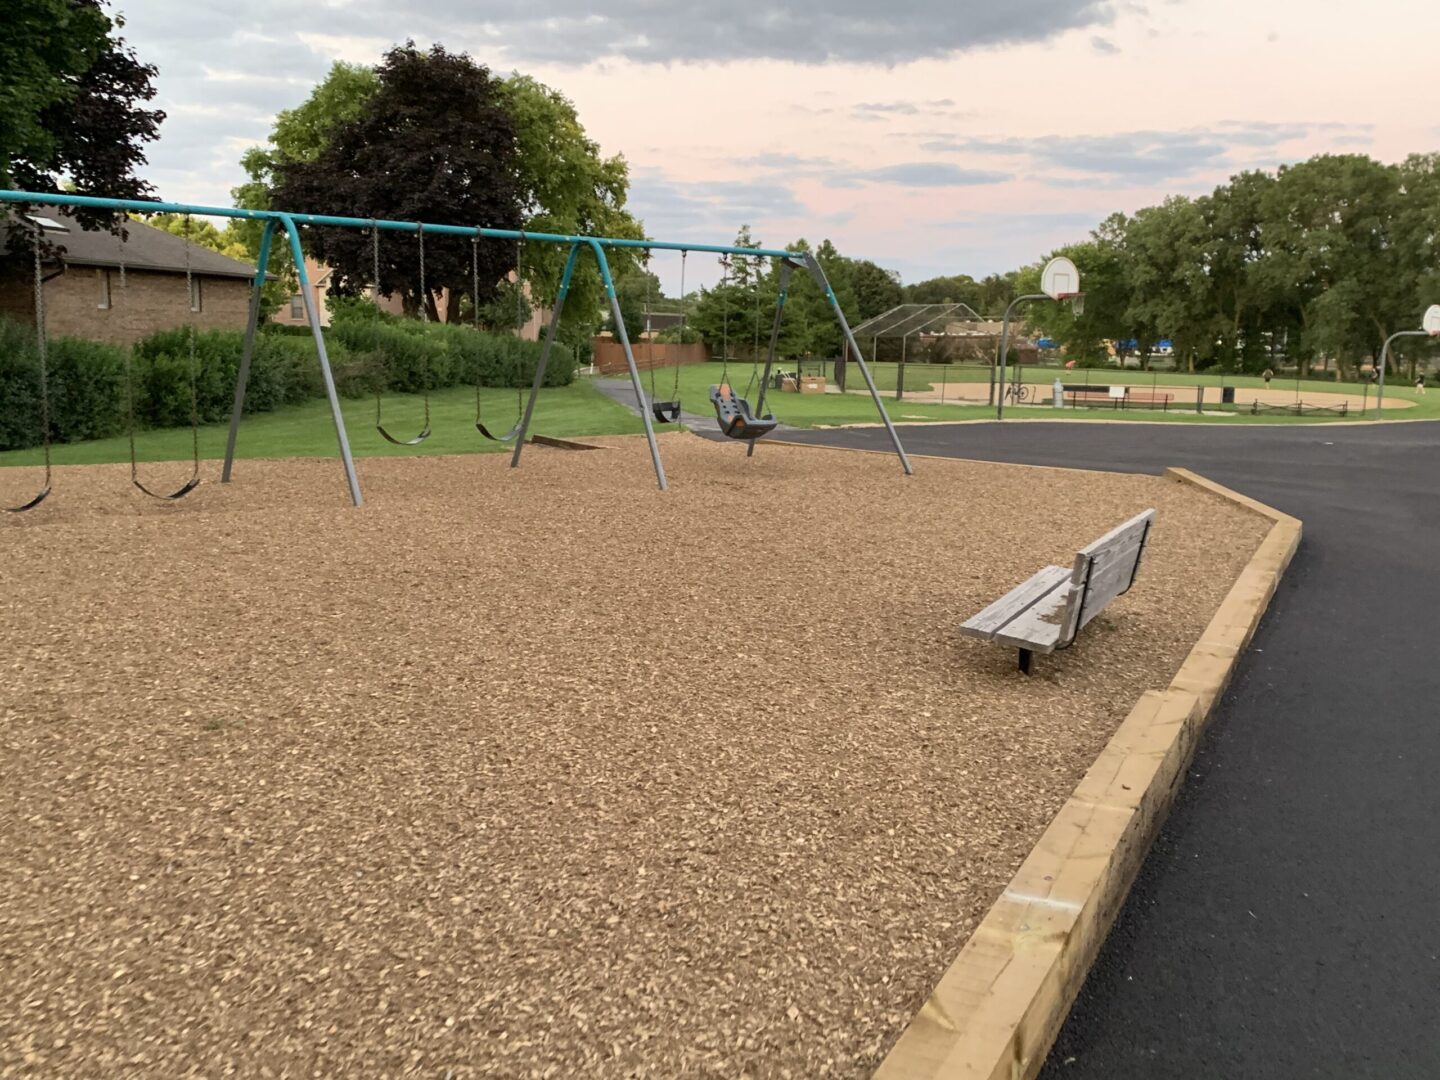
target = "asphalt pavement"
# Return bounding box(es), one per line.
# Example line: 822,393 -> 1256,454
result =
774,419 -> 1440,1078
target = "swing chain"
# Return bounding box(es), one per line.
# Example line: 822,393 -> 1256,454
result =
32,223 -> 51,462
515,231 -> 526,332
718,255 -> 731,384
183,213 -> 200,465
471,232 -> 480,330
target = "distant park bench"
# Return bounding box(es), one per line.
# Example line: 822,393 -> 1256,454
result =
959,509 -> 1155,674
1064,385 -> 1174,411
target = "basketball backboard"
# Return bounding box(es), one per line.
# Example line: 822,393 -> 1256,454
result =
1424,304 -> 1440,335
1041,256 -> 1080,300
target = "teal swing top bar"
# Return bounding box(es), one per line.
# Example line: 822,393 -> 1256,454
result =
1,187 -> 912,504
0,189 -> 799,261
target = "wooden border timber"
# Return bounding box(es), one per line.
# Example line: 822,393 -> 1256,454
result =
528,434 -> 608,451
872,466 -> 1301,1080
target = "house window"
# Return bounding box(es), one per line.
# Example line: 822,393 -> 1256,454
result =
97,269 -> 111,310
189,277 -> 203,313
290,295 -> 305,319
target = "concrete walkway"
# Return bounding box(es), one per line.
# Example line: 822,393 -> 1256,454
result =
775,419 -> 1440,1078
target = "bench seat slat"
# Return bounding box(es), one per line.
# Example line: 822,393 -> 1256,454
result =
993,588 -> 1071,654
959,565 -> 1070,640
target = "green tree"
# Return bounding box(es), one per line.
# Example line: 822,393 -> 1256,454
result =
2,0 -> 163,236
1262,155 -> 1404,378
689,228 -> 768,360
847,258 -> 902,322
229,62 -> 379,312
502,74 -> 643,347
904,273 -> 986,312
1017,231 -> 1129,364
144,212 -> 251,262
272,43 -> 523,322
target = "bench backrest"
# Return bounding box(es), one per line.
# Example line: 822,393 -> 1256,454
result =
1058,509 -> 1155,642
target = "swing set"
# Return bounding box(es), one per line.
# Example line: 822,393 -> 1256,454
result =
1,188 -> 912,508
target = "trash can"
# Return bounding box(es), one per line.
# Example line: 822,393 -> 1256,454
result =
1052,378 -> 1065,409
1221,386 -> 1236,405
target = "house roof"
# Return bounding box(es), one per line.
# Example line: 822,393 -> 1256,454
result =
3,210 -> 261,280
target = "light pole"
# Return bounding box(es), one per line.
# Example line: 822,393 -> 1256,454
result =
996,256 -> 1082,419
1375,304 -> 1440,416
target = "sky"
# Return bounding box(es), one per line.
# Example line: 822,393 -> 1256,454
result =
115,0 -> 1435,293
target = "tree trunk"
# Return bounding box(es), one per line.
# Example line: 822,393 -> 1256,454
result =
445,288 -> 462,325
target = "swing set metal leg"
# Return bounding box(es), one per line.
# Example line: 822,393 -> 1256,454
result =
591,241 -> 668,492
282,214 -> 363,507
511,243 -> 581,469
222,219 -> 275,485
802,253 -> 912,476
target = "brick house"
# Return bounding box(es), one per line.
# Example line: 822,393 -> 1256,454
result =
0,210 -> 259,345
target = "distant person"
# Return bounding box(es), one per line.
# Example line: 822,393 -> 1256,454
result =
1262,368 -> 1274,386
1417,376 -> 1428,396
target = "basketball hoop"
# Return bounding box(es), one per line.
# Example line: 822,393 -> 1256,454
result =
1423,303 -> 1440,336
1041,257 -> 1082,315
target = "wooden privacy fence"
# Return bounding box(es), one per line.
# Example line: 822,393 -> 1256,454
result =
591,339 -> 710,375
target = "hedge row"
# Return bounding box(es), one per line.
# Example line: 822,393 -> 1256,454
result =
0,315 -> 575,451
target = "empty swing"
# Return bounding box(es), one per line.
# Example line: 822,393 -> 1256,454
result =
374,223 -> 432,445
645,248 -> 683,423
125,214 -> 202,500
476,232 -> 527,442
5,223 -> 53,513
708,255 -> 777,441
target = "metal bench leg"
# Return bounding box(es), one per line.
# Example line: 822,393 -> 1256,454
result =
1018,648 -> 1033,675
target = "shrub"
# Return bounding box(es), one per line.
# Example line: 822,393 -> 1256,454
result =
0,318 -> 45,451
0,318 -> 129,449
0,312 -> 577,452
46,338 -> 127,442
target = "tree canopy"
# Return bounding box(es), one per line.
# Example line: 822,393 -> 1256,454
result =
271,43 -> 523,322
1,0 -> 163,232
1010,153 -> 1440,377
234,53 -> 645,340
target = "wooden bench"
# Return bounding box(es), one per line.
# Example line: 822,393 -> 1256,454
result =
1125,390 -> 1173,411
1065,387 -> 1173,411
959,509 -> 1155,674
1065,388 -> 1119,409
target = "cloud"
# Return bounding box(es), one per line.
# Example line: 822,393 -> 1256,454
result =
457,0 -> 1114,64
1091,35 -> 1120,53
732,153 -> 1006,188
833,162 -> 1010,187
919,122 -> 1374,186
126,0 -> 1117,68
626,171 -> 808,238
735,152 -> 837,171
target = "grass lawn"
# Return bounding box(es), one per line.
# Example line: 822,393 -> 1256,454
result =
0,381 -> 645,468
6,361 -> 1433,474
661,361 -> 1440,426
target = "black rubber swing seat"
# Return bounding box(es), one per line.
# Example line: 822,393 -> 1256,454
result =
709,384 -> 777,441
4,485 -> 51,513
476,420 -> 523,443
376,424 -> 431,446
133,476 -> 201,501
651,398 -> 682,423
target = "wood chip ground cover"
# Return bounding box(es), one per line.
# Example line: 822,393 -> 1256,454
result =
0,436 -> 1269,1077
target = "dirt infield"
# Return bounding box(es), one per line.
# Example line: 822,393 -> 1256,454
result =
0,436 -> 1270,1077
